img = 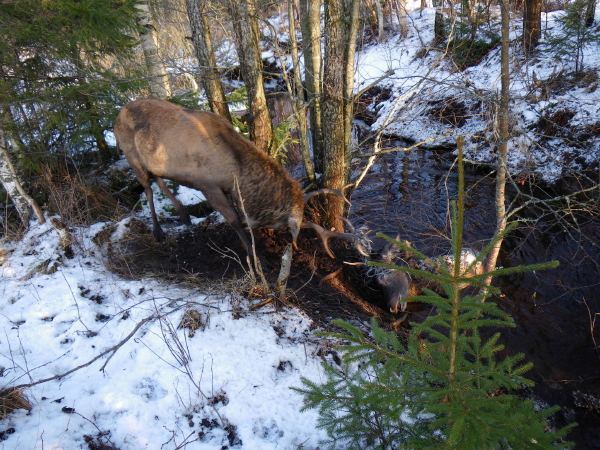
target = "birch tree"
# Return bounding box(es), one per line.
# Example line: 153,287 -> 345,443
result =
0,123 -> 44,227
136,0 -> 172,99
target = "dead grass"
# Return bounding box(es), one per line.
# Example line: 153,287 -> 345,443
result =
37,165 -> 128,228
0,388 -> 32,419
178,309 -> 205,337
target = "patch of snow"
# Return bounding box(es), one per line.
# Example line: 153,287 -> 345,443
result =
0,220 -> 329,449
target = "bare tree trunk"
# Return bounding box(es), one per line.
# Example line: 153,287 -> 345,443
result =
586,0 -> 597,27
299,0 -> 324,173
374,0 -> 385,42
395,0 -> 409,37
186,0 -> 232,121
523,0 -> 542,54
136,1 -> 172,99
0,125 -> 44,226
343,0 -> 360,165
483,0 -> 509,287
321,0 -> 359,230
228,0 -> 277,157
288,0 -> 316,183
434,0 -> 445,44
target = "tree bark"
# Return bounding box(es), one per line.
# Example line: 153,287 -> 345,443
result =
483,0 -> 509,288
299,0 -> 324,172
136,1 -> 171,99
523,0 -> 542,54
186,0 -> 232,121
374,0 -> 385,42
228,0 -> 277,157
395,0 -> 409,37
586,0 -> 597,27
321,0 -> 359,230
433,0 -> 445,44
0,124 -> 44,226
288,0 -> 316,183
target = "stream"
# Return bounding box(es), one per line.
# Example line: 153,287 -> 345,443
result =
347,145 -> 600,448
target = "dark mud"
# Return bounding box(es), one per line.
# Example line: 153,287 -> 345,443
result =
108,219 -> 404,331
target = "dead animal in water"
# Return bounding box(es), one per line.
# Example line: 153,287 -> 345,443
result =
340,220 -> 411,313
114,98 -> 360,258
376,235 -> 412,313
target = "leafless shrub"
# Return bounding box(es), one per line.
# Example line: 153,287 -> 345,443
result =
36,166 -> 126,228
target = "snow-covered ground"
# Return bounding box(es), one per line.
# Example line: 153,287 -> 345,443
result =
351,3 -> 600,183
0,218 -> 330,449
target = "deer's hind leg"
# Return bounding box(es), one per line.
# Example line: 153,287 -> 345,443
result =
154,177 -> 192,226
130,168 -> 165,242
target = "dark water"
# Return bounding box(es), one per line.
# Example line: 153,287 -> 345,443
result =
347,147 -> 600,448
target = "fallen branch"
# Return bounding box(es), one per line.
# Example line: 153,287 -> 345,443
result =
10,307 -> 184,391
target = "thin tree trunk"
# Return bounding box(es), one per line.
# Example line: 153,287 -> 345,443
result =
461,0 -> 471,18
288,0 -> 316,183
434,0 -> 445,44
523,0 -> 542,54
299,0 -> 324,172
229,0 -> 277,157
0,125 -> 44,226
483,0 -> 509,288
136,1 -> 171,99
186,0 -> 232,121
374,0 -> 385,42
321,0 -> 358,230
586,0 -> 597,27
343,0 -> 360,168
395,0 -> 409,37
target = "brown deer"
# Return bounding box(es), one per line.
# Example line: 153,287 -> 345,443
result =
114,98 -> 357,258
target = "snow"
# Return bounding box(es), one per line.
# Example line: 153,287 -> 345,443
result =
0,219 -> 329,449
352,4 -> 600,183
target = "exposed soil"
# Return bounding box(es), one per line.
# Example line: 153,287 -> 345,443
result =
107,219 -> 408,333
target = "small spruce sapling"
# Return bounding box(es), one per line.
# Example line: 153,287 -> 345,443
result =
543,0 -> 600,72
